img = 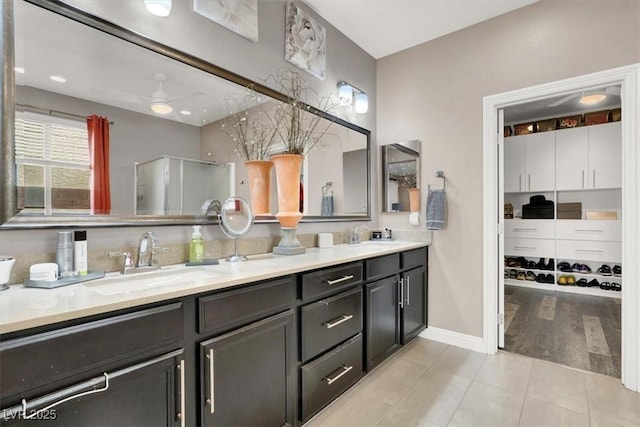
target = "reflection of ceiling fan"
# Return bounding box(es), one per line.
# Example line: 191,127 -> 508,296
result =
91,73 -> 207,119
548,86 -> 621,107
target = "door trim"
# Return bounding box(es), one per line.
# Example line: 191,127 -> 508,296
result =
482,64 -> 640,392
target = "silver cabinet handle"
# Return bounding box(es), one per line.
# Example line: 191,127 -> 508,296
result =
323,365 -> 353,385
512,228 -> 537,232
178,359 -> 185,427
575,249 -> 604,254
582,170 -> 585,188
574,229 -> 603,233
513,246 -> 536,251
519,175 -> 522,192
406,276 -> 410,306
593,169 -> 596,188
206,349 -> 215,414
324,314 -> 353,329
528,174 -> 531,191
398,278 -> 404,308
326,275 -> 354,285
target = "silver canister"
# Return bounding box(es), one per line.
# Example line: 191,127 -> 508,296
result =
56,231 -> 74,278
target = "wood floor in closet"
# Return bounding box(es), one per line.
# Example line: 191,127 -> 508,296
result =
504,285 -> 621,378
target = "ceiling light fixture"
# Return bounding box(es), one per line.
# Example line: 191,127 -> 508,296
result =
337,81 -> 368,113
579,92 -> 606,105
15,67 -> 25,74
150,73 -> 173,114
179,110 -> 192,116
144,0 -> 172,16
49,75 -> 66,83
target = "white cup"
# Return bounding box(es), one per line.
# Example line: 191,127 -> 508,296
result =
0,256 -> 16,285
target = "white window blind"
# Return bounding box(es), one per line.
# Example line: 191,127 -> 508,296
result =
15,116 -> 89,166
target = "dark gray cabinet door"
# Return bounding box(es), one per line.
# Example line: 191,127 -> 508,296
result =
365,275 -> 400,371
401,266 -> 426,344
1,350 -> 184,426
200,310 -> 296,427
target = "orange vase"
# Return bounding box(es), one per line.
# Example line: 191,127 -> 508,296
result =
272,154 -> 303,228
244,160 -> 273,215
408,188 -> 420,212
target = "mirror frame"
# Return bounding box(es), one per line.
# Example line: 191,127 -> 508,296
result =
0,0 -> 371,229
381,141 -> 420,213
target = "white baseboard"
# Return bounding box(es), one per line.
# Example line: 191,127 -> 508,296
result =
419,327 -> 486,353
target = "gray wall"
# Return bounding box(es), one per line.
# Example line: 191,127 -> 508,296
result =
377,0 -> 640,337
1,0 -> 376,256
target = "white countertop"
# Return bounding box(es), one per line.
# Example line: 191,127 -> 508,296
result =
0,241 -> 427,335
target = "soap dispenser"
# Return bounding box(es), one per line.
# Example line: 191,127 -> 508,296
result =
189,225 -> 204,263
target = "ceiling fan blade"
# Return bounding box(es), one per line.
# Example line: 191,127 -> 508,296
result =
168,91 -> 208,103
548,93 -> 580,107
90,87 -> 149,104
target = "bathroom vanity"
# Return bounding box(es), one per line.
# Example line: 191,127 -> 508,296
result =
0,242 -> 427,426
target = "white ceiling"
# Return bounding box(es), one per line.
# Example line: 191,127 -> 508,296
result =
302,0 -> 539,59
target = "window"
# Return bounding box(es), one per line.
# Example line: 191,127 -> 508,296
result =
15,112 -> 90,214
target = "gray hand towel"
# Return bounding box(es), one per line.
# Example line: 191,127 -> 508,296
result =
426,189 -> 447,230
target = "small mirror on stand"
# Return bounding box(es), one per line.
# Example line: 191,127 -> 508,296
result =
219,196 -> 254,262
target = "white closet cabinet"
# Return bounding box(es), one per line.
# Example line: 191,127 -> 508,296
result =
555,122 -> 621,190
504,132 -> 555,192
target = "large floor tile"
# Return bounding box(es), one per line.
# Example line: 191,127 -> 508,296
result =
447,382 -> 524,427
428,345 -> 486,381
519,397 -> 590,427
391,369 -> 470,426
473,351 -> 533,396
394,337 -> 448,368
585,373 -> 640,426
526,360 -> 589,414
375,406 -> 443,427
356,357 -> 428,405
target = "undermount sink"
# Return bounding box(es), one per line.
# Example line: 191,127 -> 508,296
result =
85,266 -> 216,296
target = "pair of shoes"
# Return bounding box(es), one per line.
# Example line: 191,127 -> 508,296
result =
517,271 -> 526,280
543,273 -> 554,283
526,271 -> 536,281
571,263 -> 592,274
576,278 -> 588,287
558,275 -> 576,286
509,269 -> 517,279
613,265 -> 622,277
600,281 -> 612,290
557,261 -> 572,272
611,282 -> 622,291
597,265 -> 612,276
546,258 -> 555,271
587,279 -> 600,287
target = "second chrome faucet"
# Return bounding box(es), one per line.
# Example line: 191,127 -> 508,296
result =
109,231 -> 164,274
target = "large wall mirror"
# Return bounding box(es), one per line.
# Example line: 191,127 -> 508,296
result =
381,140 -> 420,212
0,0 -> 370,228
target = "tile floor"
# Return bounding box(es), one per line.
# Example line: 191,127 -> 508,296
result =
304,338 -> 640,427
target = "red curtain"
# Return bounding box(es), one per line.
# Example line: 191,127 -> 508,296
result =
87,115 -> 111,214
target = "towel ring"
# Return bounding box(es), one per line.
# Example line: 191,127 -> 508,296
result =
428,171 -> 446,191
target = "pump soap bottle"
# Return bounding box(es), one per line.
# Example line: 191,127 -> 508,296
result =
189,225 -> 204,263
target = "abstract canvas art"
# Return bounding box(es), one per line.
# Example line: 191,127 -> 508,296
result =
285,2 -> 326,80
193,0 -> 258,42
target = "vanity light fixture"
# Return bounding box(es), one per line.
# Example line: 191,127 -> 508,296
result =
144,0 -> 172,17
337,81 -> 368,113
579,92 -> 606,105
49,75 -> 66,83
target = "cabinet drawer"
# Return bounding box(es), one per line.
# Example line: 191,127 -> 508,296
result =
400,247 -> 427,271
555,220 -> 621,242
505,237 -> 555,258
0,303 -> 183,399
366,253 -> 400,280
199,276 -> 295,334
301,261 -> 363,301
301,287 -> 362,362
556,240 -> 621,263
505,219 -> 555,239
301,334 -> 363,422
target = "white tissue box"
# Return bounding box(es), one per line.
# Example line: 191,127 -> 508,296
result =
318,233 -> 333,248
30,263 -> 58,281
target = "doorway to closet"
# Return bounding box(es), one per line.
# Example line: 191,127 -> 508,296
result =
482,64 -> 640,392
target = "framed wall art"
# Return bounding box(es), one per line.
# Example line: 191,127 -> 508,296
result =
193,0 -> 259,42
285,2 -> 326,80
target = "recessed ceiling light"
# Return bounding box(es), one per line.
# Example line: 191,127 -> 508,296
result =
580,93 -> 606,105
14,67 -> 25,74
144,0 -> 172,17
49,75 -> 66,83
179,110 -> 192,116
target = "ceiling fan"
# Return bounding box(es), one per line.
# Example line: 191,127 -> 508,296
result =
548,86 -> 621,107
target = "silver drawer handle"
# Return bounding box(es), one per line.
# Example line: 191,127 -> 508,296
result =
324,314 -> 353,329
574,229 -> 603,233
323,365 -> 353,385
575,249 -> 604,254
326,275 -> 354,285
513,246 -> 536,251
512,228 -> 537,232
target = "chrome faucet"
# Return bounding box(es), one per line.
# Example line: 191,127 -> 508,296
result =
349,224 -> 369,244
201,198 -> 222,217
108,231 -> 163,274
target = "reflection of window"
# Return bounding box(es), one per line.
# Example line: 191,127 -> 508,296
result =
15,113 -> 90,214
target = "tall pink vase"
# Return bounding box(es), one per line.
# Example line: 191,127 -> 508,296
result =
244,160 -> 273,215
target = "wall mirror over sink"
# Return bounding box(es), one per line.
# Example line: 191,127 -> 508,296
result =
0,0 -> 371,228
381,140 -> 420,213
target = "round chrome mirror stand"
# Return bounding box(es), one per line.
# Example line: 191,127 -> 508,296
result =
225,239 -> 247,263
